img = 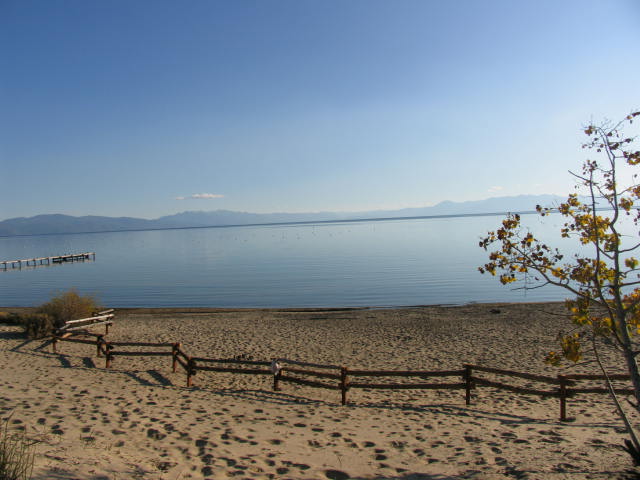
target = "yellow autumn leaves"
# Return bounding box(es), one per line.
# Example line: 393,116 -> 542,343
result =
481,110 -> 640,368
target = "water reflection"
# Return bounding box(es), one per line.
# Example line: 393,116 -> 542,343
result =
0,214 -> 610,307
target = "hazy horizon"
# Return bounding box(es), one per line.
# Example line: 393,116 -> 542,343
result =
0,193 -> 563,223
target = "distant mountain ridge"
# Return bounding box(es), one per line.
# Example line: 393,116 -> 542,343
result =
0,195 -> 565,236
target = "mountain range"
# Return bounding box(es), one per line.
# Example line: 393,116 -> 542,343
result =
0,194 -> 565,236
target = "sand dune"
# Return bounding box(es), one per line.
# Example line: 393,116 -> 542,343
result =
1,302 -> 638,479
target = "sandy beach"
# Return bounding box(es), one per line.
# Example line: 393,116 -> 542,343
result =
1,302 -> 639,479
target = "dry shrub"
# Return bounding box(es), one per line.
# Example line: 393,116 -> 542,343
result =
0,312 -> 22,325
0,416 -> 34,480
21,314 -> 54,339
35,290 -> 101,330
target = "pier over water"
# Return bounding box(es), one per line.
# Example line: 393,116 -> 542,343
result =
1,252 -> 95,270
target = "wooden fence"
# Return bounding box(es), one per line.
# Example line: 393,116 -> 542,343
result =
51,328 -> 635,422
56,310 -> 115,337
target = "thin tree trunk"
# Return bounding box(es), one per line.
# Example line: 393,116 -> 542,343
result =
593,333 -> 640,462
616,316 -> 640,412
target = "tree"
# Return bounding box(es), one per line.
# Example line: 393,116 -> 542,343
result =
479,110 -> 640,461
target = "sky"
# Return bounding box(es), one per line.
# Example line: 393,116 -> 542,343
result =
1,0 -> 639,220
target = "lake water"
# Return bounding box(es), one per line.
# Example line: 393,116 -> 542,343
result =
0,214 -> 600,308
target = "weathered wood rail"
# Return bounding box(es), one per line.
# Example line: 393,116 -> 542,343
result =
1,252 -> 95,270
50,317 -> 635,421
56,311 -> 114,336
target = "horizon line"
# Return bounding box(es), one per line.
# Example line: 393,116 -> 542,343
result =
0,209 -> 549,239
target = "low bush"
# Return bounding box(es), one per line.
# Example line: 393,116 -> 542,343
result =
21,314 -> 54,339
0,312 -> 22,325
35,290 -> 101,331
16,290 -> 102,338
0,416 -> 34,480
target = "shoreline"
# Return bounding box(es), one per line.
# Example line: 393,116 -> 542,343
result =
0,300 -> 566,315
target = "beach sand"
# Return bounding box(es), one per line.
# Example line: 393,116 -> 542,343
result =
1,302 -> 639,479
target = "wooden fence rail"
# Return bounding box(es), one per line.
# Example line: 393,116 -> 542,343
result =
57,313 -> 114,336
280,374 -> 341,391
50,327 -> 635,421
192,357 -> 271,366
565,373 -> 631,381
349,382 -> 464,390
346,368 -> 466,405
279,358 -> 341,370
103,341 -> 176,369
468,364 -> 562,384
283,367 -> 341,380
196,366 -> 271,375
470,377 -> 557,397
348,369 -> 464,377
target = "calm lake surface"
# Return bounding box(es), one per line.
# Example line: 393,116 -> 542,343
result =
0,214 -> 599,308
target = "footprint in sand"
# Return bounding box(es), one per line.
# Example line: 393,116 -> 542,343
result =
201,466 -> 214,476
147,428 -> 166,440
325,469 -> 350,479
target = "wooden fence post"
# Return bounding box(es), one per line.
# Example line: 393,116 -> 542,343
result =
105,322 -> 110,335
340,366 -> 348,405
96,335 -> 103,357
558,374 -> 568,421
271,359 -> 282,391
172,343 -> 180,373
105,343 -> 113,369
187,357 -> 194,387
464,364 -> 473,406
273,370 -> 281,391
52,336 -> 58,354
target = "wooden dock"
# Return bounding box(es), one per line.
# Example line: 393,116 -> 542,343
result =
1,252 -> 95,270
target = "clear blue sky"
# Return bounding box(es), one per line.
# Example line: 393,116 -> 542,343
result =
1,0 -> 639,220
